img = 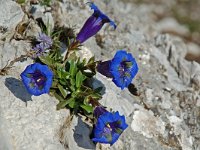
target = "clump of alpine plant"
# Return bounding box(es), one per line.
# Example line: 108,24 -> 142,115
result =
18,2 -> 137,147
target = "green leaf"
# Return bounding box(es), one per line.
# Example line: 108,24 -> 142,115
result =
69,99 -> 76,108
51,79 -> 58,88
64,72 -> 70,79
71,91 -> 78,98
84,96 -> 90,104
56,98 -> 74,110
82,58 -> 87,65
58,84 -> 69,98
70,78 -> 75,85
77,58 -> 86,68
59,79 -> 68,86
88,56 -> 95,64
76,71 -> 86,88
90,93 -> 102,99
57,68 -> 70,79
55,62 -> 63,68
70,78 -> 76,91
39,55 -> 54,66
68,52 -> 78,61
80,104 -> 93,113
40,0 -> 51,6
70,85 -> 76,92
69,60 -> 78,77
49,89 -> 56,95
16,0 -> 26,4
57,69 -> 62,78
54,93 -> 65,102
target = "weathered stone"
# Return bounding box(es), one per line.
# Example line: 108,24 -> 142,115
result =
0,0 -> 24,31
156,17 -> 189,36
0,74 -> 68,150
30,5 -> 54,31
131,108 -> 166,138
59,116 -> 95,150
186,42 -> 200,63
0,40 -> 30,69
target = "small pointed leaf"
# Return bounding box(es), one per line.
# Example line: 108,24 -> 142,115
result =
76,71 -> 86,88
69,99 -> 76,108
80,104 -> 93,113
54,93 -> 65,102
56,98 -> 74,110
39,55 -> 54,66
69,60 -> 77,77
58,84 -> 68,98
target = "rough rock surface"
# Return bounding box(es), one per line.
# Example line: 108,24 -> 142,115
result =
0,0 -> 24,30
0,0 -> 200,150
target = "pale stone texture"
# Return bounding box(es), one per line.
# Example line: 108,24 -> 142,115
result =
0,74 -> 68,150
0,0 -> 24,30
131,109 -> 166,138
0,40 -> 30,69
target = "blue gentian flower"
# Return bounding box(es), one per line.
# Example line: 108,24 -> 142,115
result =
38,33 -> 53,49
110,50 -> 138,90
94,106 -> 108,118
76,2 -> 116,43
20,63 -> 53,96
92,110 -> 128,145
97,60 -> 113,78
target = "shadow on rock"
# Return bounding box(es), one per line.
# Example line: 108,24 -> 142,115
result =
73,117 -> 95,149
5,77 -> 32,102
91,77 -> 106,95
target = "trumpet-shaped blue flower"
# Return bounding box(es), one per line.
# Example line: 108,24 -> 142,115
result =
110,50 -> 138,89
76,2 -> 116,43
94,106 -> 108,118
20,63 -> 53,96
92,110 -> 128,145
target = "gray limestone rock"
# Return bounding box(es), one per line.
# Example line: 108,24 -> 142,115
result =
0,0 -> 24,31
0,115 -> 13,150
0,74 -> 68,150
30,5 -> 54,31
0,40 -> 30,69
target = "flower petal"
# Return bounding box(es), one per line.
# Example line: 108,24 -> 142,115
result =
109,50 -> 138,89
20,63 -> 53,96
92,111 -> 128,145
76,2 -> 116,43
